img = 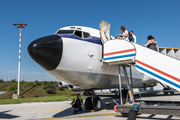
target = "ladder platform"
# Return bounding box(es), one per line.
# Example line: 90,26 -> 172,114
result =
103,40 -> 136,65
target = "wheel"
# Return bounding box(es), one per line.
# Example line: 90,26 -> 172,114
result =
163,88 -> 168,95
93,97 -> 102,111
164,91 -> 168,95
85,97 -> 93,110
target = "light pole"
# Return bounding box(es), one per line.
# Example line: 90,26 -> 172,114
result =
13,22 -> 27,97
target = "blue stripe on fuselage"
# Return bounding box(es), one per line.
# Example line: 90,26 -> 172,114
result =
57,34 -> 102,45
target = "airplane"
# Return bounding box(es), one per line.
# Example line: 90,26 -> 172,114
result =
28,21 -> 170,111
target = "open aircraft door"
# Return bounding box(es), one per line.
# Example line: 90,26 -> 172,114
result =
99,20 -> 111,44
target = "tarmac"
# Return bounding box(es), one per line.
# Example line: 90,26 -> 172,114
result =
0,92 -> 180,120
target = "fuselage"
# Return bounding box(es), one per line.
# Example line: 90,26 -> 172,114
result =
28,26 -> 158,90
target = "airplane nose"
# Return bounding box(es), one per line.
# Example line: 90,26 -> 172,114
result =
28,34 -> 63,70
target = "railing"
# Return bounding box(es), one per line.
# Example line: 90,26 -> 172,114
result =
158,47 -> 180,60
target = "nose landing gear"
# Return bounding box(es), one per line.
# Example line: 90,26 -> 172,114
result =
84,90 -> 102,111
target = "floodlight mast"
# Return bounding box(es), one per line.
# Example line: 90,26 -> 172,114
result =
13,22 -> 27,97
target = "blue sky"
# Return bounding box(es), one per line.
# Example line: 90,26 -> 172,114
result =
0,0 -> 180,81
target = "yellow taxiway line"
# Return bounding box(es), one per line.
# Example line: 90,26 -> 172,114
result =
38,109 -> 70,112
32,113 -> 121,120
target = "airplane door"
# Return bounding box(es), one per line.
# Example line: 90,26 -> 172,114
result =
99,20 -> 111,44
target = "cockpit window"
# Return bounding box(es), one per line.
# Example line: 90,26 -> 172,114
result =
74,30 -> 82,38
70,27 -> 76,29
56,30 -> 74,34
83,32 -> 91,38
56,29 -> 91,39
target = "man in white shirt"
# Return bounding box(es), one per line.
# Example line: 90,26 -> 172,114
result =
130,31 -> 136,43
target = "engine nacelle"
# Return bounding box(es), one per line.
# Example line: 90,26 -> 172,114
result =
58,81 -> 68,88
68,84 -> 81,91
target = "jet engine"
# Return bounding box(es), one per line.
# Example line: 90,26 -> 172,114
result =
68,84 -> 81,91
58,81 -> 68,88
58,82 -> 81,91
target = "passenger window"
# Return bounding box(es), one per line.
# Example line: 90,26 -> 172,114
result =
83,32 -> 91,38
74,30 -> 82,38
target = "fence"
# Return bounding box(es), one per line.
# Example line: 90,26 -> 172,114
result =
0,75 -> 60,82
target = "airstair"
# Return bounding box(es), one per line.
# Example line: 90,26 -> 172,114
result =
100,20 -> 180,93
100,20 -> 180,119
103,40 -> 180,92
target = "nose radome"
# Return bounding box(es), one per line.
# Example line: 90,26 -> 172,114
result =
28,34 -> 63,71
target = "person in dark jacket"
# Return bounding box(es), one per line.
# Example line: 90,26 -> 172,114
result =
71,93 -> 83,113
144,35 -> 158,51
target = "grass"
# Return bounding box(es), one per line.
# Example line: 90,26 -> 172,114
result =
0,95 -> 86,105
0,81 -> 86,105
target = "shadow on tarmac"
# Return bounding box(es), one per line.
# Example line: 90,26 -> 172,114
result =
0,110 -> 19,119
53,92 -> 180,118
53,95 -> 119,118
53,107 -> 75,118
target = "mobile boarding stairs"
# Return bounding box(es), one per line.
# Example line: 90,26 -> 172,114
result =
100,21 -> 180,118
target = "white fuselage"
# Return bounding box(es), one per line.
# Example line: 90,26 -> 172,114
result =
28,26 -> 158,90
47,26 -> 158,90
